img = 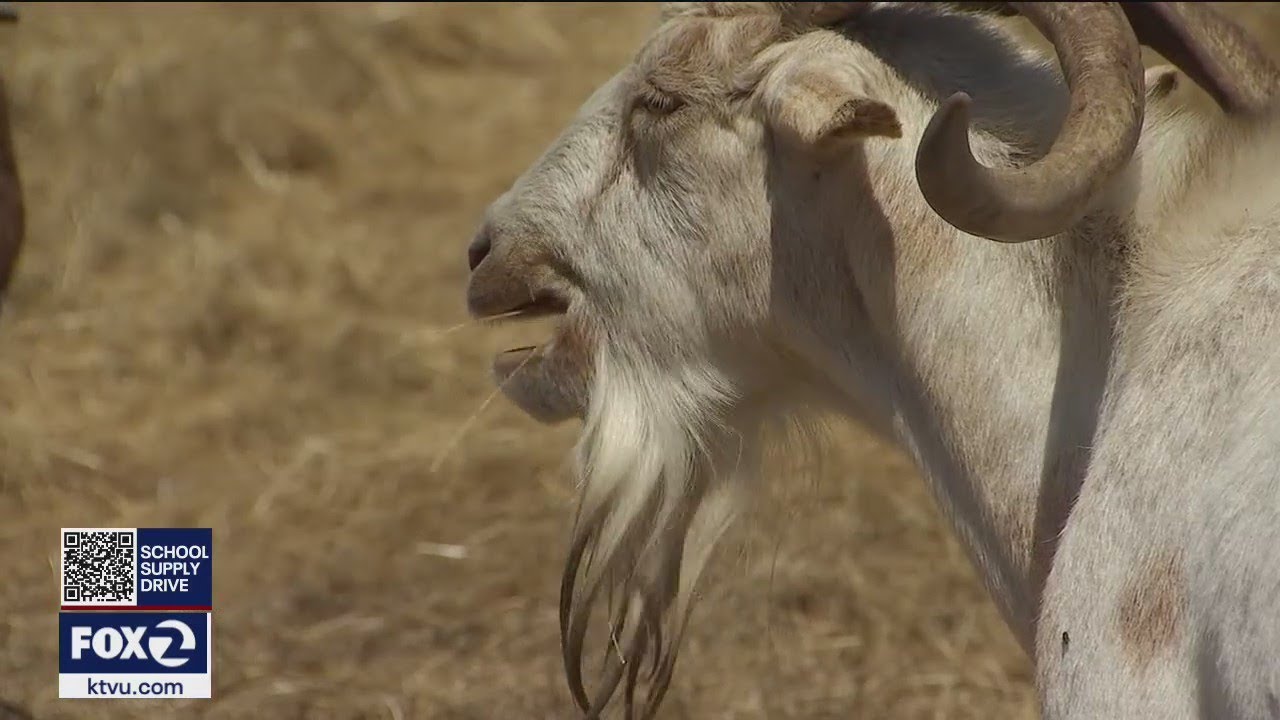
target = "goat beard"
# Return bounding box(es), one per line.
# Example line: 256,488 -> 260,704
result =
559,346 -> 762,720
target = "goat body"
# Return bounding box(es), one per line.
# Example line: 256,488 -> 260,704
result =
463,3 -> 1280,717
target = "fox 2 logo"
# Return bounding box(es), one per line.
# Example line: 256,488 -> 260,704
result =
59,612 -> 210,674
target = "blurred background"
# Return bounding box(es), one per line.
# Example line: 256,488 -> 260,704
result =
2,3 -> 1278,719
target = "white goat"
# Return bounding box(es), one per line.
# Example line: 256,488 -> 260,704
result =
463,2 -> 1280,717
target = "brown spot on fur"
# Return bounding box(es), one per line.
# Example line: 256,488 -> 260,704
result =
1117,548 -> 1186,668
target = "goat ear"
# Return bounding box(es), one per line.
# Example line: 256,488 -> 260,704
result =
818,98 -> 902,144
765,78 -> 902,148
1144,64 -> 1181,101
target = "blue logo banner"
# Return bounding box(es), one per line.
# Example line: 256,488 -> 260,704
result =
137,528 -> 213,609
58,612 -> 210,675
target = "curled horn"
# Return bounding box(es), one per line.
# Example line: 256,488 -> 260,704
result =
790,3 -> 1276,242
955,2 -> 1280,115
914,3 -> 1145,243
1119,3 -> 1280,115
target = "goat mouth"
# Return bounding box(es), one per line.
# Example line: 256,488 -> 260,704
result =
489,312 -> 591,425
465,265 -> 588,421
473,291 -> 570,324
475,288 -> 570,357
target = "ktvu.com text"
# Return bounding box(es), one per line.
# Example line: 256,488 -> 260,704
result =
59,528 -> 213,699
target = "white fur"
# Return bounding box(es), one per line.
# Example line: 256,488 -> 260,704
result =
471,3 -> 1280,717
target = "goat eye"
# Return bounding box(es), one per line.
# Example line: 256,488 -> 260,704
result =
637,90 -> 685,116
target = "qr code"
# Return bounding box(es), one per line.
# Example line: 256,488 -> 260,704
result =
61,528 -> 137,605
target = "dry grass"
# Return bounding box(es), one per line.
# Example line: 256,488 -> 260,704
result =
2,4 -> 1279,719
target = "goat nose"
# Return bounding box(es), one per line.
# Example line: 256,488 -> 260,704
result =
467,227 -> 493,272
